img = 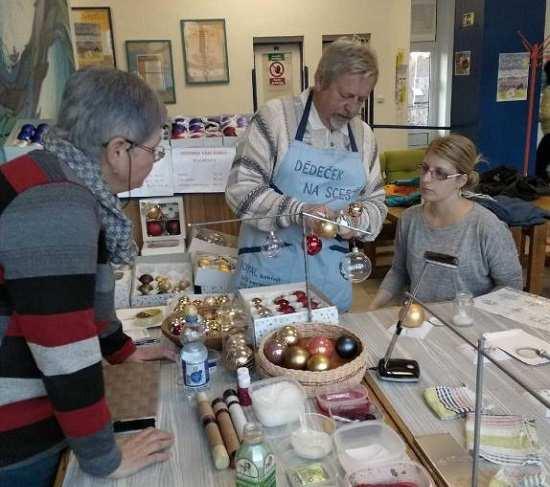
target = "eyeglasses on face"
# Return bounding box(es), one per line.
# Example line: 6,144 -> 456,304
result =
125,139 -> 166,162
419,163 -> 462,182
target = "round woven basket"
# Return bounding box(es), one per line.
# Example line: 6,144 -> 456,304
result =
255,323 -> 368,397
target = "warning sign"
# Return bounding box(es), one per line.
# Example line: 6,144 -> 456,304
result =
262,52 -> 293,99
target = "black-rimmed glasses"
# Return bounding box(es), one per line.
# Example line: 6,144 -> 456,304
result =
419,163 -> 462,182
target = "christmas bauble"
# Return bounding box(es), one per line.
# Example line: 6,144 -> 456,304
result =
335,336 -> 359,359
226,346 -> 254,370
146,220 -> 164,237
138,273 -> 154,285
274,297 -> 289,306
306,336 -> 335,357
138,283 -> 153,295
166,219 -> 180,235
204,296 -> 217,307
307,353 -> 331,372
284,346 -> 309,370
306,234 -> 323,255
402,304 -> 425,328
146,205 -> 163,220
277,325 -> 299,345
293,290 -> 306,300
264,338 -> 288,365
348,202 -> 364,218
318,221 -> 338,239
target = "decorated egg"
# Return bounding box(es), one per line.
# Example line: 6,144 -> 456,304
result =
306,336 -> 335,357
335,336 -> 359,359
284,346 -> 309,370
307,353 -> 331,372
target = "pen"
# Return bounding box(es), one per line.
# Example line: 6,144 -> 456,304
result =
134,337 -> 160,346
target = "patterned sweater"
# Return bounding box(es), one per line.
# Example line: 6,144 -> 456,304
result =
226,89 -> 387,238
0,151 -> 135,475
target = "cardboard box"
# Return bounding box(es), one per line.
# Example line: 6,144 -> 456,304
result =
131,254 -> 193,307
139,196 -> 186,256
193,252 -> 236,294
3,118 -> 54,161
239,282 -> 339,347
188,227 -> 238,259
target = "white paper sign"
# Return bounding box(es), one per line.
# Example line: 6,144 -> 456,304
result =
172,146 -> 235,193
118,141 -> 174,197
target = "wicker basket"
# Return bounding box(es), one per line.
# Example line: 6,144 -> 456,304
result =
255,323 -> 368,397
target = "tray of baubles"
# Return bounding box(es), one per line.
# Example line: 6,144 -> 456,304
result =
255,323 -> 367,397
161,294 -> 247,350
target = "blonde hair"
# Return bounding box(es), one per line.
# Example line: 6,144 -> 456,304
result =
427,134 -> 481,188
315,37 -> 379,89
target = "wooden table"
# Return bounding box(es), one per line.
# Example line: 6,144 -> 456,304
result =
385,199 -> 549,295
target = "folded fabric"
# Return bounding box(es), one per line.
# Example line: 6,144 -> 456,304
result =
424,385 -> 477,420
465,414 -> 541,466
385,183 -> 418,196
489,465 -> 547,487
385,192 -> 421,207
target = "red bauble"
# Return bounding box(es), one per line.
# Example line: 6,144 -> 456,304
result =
274,297 -> 289,306
166,219 -> 181,235
146,220 -> 164,237
281,305 -> 295,314
170,323 -> 182,335
293,290 -> 306,300
307,336 -> 335,357
306,234 -> 322,255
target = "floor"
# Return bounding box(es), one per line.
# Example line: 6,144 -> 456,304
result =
349,247 -> 550,313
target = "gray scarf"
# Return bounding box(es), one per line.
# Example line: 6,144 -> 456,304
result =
42,128 -> 137,264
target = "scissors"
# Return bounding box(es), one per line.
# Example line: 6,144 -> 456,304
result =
515,347 -> 550,361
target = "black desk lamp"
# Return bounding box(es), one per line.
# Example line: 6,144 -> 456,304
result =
377,251 -> 459,382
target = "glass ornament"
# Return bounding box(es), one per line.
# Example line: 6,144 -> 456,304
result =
306,233 -> 323,255
339,245 -> 372,283
336,210 -> 353,233
261,231 -> 283,258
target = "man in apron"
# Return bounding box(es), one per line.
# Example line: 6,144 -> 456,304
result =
226,37 -> 387,311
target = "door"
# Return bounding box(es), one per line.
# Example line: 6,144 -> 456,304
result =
253,41 -> 303,109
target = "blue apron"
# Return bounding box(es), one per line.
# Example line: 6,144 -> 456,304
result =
235,92 -> 366,311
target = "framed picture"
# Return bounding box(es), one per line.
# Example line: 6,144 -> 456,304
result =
411,0 -> 437,42
71,7 -> 116,68
126,40 -> 176,104
462,12 -> 475,28
180,19 -> 229,84
455,51 -> 471,76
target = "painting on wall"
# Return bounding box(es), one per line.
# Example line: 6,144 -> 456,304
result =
0,0 -> 75,154
126,40 -> 176,104
72,7 -> 116,69
180,19 -> 229,84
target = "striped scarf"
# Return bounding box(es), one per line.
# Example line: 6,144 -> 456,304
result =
43,128 -> 137,264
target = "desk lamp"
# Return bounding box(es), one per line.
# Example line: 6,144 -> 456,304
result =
377,251 -> 459,382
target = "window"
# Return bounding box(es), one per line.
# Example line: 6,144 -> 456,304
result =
408,51 -> 432,126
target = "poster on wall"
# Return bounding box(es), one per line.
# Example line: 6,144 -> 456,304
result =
71,7 -> 116,69
411,0 -> 437,42
262,52 -> 294,100
496,52 -> 530,102
454,51 -> 471,76
171,147 -> 236,193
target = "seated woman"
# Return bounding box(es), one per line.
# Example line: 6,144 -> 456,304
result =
368,134 -> 523,310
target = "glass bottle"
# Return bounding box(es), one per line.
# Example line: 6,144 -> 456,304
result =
180,315 -> 210,398
235,423 -> 276,487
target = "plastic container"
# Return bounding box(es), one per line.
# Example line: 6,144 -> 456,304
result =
316,384 -> 378,423
333,421 -> 406,474
278,447 -> 339,487
250,377 -> 307,428
289,412 -> 336,460
346,460 -> 433,487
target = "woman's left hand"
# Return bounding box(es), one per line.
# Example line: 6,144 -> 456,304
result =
127,345 -> 177,362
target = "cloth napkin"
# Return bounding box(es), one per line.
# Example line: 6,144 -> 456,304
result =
465,414 -> 541,466
424,385 -> 478,420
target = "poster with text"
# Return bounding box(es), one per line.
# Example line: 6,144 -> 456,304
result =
497,52 -> 529,102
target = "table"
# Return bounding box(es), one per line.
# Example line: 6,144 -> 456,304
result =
385,199 -> 549,295
59,304 -> 550,486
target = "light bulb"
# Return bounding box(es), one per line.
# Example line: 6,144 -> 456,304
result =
261,231 -> 283,258
339,246 -> 372,283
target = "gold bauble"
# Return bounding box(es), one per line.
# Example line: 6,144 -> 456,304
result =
202,309 -> 217,321
175,280 -> 190,292
217,295 -> 230,305
218,262 -> 232,273
277,325 -> 299,345
193,299 -> 203,307
225,335 -> 248,350
226,346 -> 254,370
251,297 -> 263,305
175,295 -> 191,311
257,307 -> 272,318
204,296 -> 217,307
307,353 -> 331,372
198,256 -> 212,268
319,221 -> 338,239
401,303 -> 426,328
157,279 -> 173,294
146,205 -> 163,220
284,346 -> 309,370
348,202 -> 364,218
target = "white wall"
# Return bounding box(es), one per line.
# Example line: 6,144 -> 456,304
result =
70,0 -> 411,150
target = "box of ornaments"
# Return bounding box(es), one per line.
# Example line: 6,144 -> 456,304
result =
238,282 -> 338,346
255,322 -> 368,397
131,254 -> 193,307
192,251 -> 236,294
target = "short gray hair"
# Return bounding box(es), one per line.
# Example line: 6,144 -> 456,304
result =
316,37 -> 379,89
55,67 -> 167,160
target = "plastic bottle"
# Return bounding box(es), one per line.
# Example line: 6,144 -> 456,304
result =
235,422 -> 276,487
237,367 -> 252,407
180,311 -> 210,398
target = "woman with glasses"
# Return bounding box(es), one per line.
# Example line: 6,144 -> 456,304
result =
0,68 -> 174,486
368,134 -> 522,310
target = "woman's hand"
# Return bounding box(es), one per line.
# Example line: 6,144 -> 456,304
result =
108,428 -> 174,478
127,345 -> 177,362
